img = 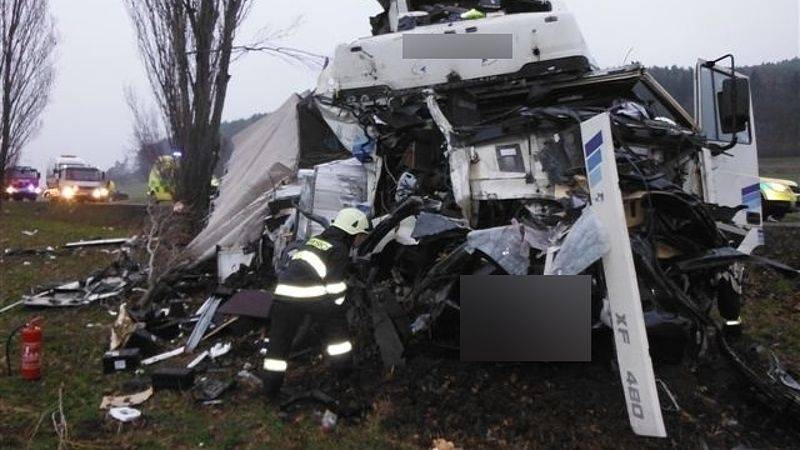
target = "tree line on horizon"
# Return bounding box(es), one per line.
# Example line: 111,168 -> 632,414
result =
112,59 -> 799,185
649,58 -> 800,158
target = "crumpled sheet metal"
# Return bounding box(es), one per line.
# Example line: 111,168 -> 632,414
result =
411,212 -> 468,240
465,223 -> 530,275
23,277 -> 128,308
425,93 -> 473,222
549,208 -> 611,276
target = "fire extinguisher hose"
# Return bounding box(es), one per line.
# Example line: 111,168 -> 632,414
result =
5,323 -> 26,377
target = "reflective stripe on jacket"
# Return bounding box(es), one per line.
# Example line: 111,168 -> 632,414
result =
274,227 -> 351,302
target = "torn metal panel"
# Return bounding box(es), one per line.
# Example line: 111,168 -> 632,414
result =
217,247 -> 255,284
185,296 -> 223,352
426,93 -> 473,223
468,133 -> 554,201
465,224 -> 530,275
548,208 -> 610,276
410,212 -> 468,240
64,237 -> 132,248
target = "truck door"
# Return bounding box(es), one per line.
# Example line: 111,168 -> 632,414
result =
694,57 -> 762,250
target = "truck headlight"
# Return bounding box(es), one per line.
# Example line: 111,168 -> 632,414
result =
5,186 -> 15,194
61,186 -> 75,199
92,188 -> 109,198
27,185 -> 37,193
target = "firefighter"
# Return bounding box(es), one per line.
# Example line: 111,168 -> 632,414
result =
262,208 -> 371,399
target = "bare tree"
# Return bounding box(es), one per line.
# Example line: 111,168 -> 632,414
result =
0,0 -> 56,203
125,0 -> 322,231
125,0 -> 250,229
124,86 -> 168,182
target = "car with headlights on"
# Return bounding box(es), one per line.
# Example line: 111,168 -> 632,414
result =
760,177 -> 799,219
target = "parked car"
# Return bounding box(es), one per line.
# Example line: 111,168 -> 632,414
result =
760,177 -> 799,219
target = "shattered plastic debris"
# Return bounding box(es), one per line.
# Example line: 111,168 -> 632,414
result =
108,407 -> 142,423
100,387 -> 154,410
321,409 -> 338,432
109,304 -> 137,351
768,352 -> 800,392
21,229 -> 38,236
209,342 -> 232,359
394,171 -> 418,203
548,209 -> 611,275
193,376 -> 235,402
141,347 -> 185,366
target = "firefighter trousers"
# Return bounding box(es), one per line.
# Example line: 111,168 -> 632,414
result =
262,297 -> 353,397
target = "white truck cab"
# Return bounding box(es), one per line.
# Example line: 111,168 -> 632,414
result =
45,155 -> 110,202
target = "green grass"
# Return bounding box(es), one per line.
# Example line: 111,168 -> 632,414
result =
0,202 -> 411,449
759,156 -> 800,183
115,181 -> 149,204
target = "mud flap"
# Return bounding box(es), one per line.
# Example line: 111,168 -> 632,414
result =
581,113 -> 666,438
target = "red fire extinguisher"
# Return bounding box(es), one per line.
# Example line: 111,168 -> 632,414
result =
5,316 -> 43,380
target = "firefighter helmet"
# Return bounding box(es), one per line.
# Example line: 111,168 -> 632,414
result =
332,208 -> 370,235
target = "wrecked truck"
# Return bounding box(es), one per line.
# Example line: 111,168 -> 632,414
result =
179,0 -> 799,437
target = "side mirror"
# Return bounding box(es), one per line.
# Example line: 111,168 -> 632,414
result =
717,78 -> 750,134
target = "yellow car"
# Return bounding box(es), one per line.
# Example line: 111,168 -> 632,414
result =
760,177 -> 799,219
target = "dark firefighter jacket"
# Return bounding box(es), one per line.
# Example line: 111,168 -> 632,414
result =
273,227 -> 353,302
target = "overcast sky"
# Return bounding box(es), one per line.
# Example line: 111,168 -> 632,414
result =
21,0 -> 799,173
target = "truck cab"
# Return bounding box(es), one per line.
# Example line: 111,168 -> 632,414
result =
319,0 -> 761,250
3,166 -> 41,201
45,155 -> 110,202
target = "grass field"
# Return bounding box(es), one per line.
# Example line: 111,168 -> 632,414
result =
0,202 -> 407,449
759,156 -> 800,183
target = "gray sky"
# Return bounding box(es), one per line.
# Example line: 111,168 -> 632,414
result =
21,0 -> 799,173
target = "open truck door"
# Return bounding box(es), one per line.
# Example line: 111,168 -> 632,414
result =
694,56 -> 762,253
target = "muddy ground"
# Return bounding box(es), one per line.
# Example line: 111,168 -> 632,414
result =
279,225 -> 800,449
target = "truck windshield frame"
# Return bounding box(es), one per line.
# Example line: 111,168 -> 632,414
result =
64,167 -> 102,182
10,168 -> 38,178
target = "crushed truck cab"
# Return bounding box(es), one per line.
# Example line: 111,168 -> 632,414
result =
183,0 -> 800,436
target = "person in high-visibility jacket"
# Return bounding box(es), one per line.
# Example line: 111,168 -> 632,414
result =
262,208 -> 371,398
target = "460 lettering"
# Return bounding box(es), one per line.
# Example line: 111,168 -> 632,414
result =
626,371 -> 645,420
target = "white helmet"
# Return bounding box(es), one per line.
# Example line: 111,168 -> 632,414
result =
332,208 -> 370,235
